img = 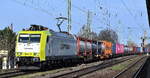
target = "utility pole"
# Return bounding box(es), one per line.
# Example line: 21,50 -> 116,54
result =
86,10 -> 92,39
87,10 -> 92,32
141,31 -> 147,48
67,0 -> 71,33
127,27 -> 132,41
141,31 -> 150,52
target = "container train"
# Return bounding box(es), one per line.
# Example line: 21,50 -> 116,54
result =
15,25 -> 150,69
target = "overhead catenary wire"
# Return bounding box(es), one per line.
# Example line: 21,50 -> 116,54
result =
12,0 -> 87,30
94,0 -> 113,27
94,0 -> 145,43
120,0 -> 145,31
10,0 -> 147,35
120,0 -> 135,18
72,4 -> 108,27
14,0 -> 108,31
62,0 -> 107,26
11,0 -> 56,18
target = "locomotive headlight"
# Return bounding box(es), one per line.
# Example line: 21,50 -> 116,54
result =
32,58 -> 39,62
16,52 -> 22,55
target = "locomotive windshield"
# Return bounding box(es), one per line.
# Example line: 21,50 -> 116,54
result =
30,34 -> 41,43
19,34 -> 41,43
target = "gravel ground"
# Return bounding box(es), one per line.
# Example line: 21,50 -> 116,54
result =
117,56 -> 148,78
136,56 -> 150,78
80,55 -> 145,78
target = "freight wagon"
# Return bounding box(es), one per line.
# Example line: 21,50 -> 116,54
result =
95,41 -> 112,59
136,47 -> 142,53
112,43 -> 124,57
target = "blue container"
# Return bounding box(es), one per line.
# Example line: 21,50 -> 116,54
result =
144,48 -> 148,53
112,44 -> 116,55
137,47 -> 141,53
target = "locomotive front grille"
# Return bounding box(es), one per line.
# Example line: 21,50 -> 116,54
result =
16,57 -> 40,63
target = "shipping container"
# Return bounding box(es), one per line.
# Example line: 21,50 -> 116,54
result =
102,41 -> 112,55
112,43 -> 124,54
77,37 -> 97,56
129,47 -> 134,52
124,46 -> 134,54
96,41 -> 103,55
137,47 -> 142,53
144,48 -> 150,53
148,48 -> 150,53
102,41 -> 112,48
96,41 -> 112,59
133,47 -> 137,53
144,48 -> 149,53
124,46 -> 129,53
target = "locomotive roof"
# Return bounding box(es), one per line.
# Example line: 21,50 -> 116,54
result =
51,31 -> 75,39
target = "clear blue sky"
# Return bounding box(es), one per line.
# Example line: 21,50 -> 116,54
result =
0,0 -> 149,46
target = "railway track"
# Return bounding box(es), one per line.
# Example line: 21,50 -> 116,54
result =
0,69 -> 37,78
112,55 -> 148,78
133,56 -> 150,78
48,55 -> 138,78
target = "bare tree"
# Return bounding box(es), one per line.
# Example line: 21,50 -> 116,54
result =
78,25 -> 97,40
127,40 -> 137,47
0,27 -> 16,68
98,29 -> 118,43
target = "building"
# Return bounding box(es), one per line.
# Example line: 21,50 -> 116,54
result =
0,50 -> 8,69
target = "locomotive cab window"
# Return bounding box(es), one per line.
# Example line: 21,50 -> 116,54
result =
18,34 -> 30,43
18,34 -> 41,43
30,34 -> 41,43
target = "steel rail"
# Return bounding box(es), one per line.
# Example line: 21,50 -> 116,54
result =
132,56 -> 149,78
113,56 -> 148,78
